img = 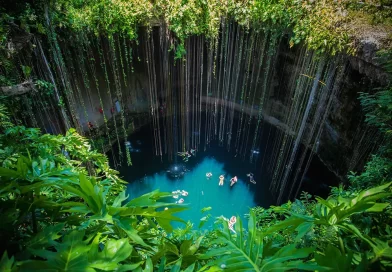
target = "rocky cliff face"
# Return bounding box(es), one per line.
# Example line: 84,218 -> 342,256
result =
268,38 -> 390,181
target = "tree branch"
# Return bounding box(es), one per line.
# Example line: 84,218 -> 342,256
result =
1,80 -> 35,96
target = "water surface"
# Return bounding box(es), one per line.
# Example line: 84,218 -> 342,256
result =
126,157 -> 257,229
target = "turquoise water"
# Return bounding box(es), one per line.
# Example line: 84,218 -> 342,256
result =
126,157 -> 256,230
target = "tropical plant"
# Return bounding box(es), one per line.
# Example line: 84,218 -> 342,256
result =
199,211 -> 323,272
253,182 -> 392,271
0,101 -> 193,271
359,87 -> 392,134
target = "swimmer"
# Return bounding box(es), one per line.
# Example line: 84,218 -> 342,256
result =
206,172 -> 212,178
176,198 -> 184,204
173,194 -> 179,199
222,215 -> 236,233
181,190 -> 189,196
247,173 -> 256,184
230,176 -> 238,187
219,175 -> 225,186
228,216 -> 237,232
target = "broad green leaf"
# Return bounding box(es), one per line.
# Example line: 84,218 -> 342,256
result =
315,244 -> 353,272
171,257 -> 182,272
116,262 -> 143,272
143,257 -> 153,272
26,223 -> 65,250
0,167 -> 20,178
370,238 -> 392,259
201,212 -> 263,271
158,257 -> 166,272
180,239 -> 193,256
338,222 -> 374,246
295,221 -> 313,242
356,182 -> 391,201
183,263 -> 195,272
261,214 -> 313,238
25,230 -> 95,271
112,191 -> 128,207
113,217 -> 149,247
201,207 -> 212,213
90,238 -> 133,270
187,236 -> 204,256
0,252 -> 14,272
259,244 -> 315,272
366,203 -> 389,212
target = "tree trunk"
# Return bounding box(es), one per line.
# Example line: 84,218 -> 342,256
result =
1,80 -> 35,96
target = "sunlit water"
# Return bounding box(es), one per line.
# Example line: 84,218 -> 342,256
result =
126,157 -> 256,229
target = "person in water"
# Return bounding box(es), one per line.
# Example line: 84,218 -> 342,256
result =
87,121 -> 94,129
177,198 -> 184,204
226,216 -> 237,233
219,175 -> 225,186
177,150 -> 194,162
177,151 -> 190,162
247,173 -> 256,184
206,172 -> 212,179
230,176 -> 238,187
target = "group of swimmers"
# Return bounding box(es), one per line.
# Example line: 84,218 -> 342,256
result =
220,175 -> 238,187
206,172 -> 256,186
177,149 -> 196,162
172,189 -> 189,204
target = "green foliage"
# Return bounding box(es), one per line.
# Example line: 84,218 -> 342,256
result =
0,252 -> 15,272
376,49 -> 392,74
35,79 -> 54,96
200,211 -> 323,271
56,0 -> 154,40
359,87 -> 392,134
346,1 -> 392,25
0,101 -> 13,130
252,182 -> 392,271
0,4 -> 391,270
0,102 -> 194,271
315,244 -> 354,272
3,0 -> 385,62
20,65 -> 31,79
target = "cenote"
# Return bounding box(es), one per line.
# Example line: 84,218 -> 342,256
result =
112,119 -> 337,229
1,1 -> 392,271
